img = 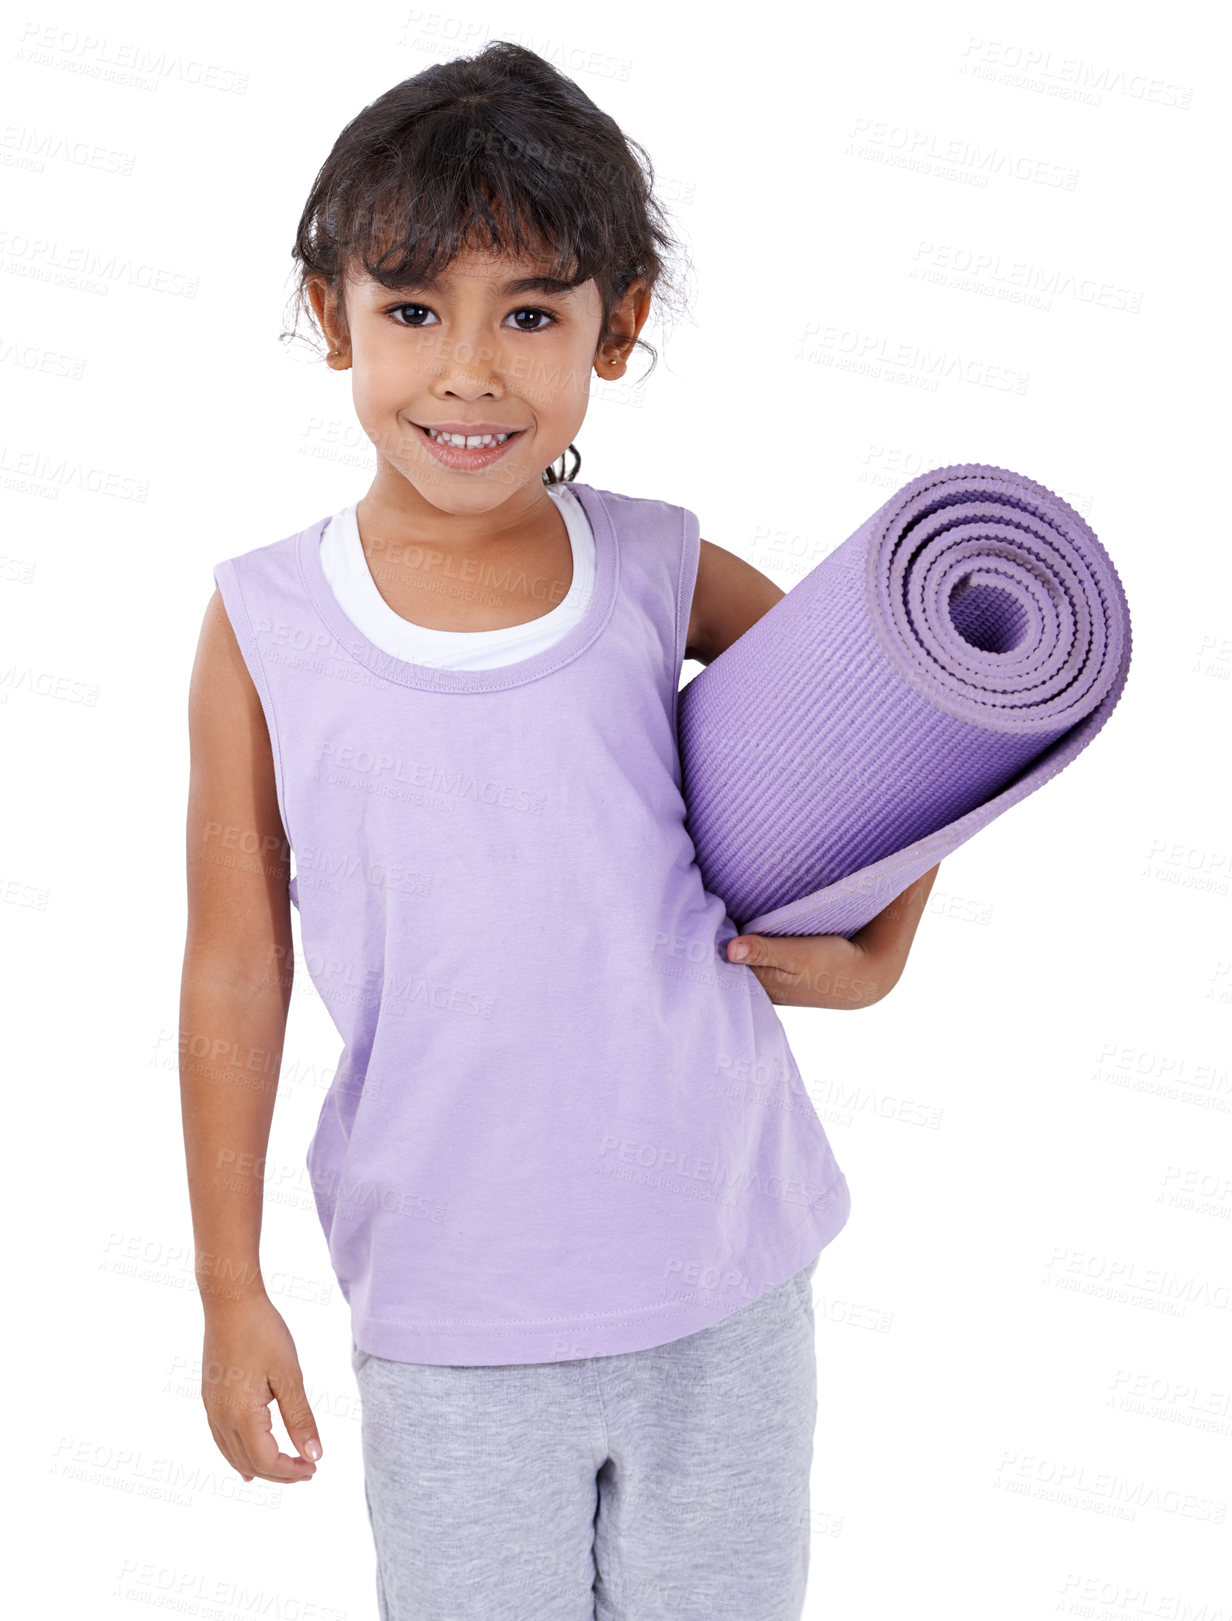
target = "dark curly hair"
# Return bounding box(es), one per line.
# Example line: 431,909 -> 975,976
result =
284,39 -> 690,484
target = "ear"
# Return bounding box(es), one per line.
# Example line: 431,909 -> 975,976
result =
306,275 -> 350,368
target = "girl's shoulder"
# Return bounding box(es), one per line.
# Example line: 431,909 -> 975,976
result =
214,514 -> 324,575
571,483 -> 701,572
576,481 -> 699,525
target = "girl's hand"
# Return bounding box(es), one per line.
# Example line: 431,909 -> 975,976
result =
725,863 -> 941,1010
200,1294 -> 323,1484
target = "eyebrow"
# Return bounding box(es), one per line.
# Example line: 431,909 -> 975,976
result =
385,273 -> 579,298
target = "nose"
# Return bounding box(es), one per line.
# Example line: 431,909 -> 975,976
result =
431,329 -> 507,396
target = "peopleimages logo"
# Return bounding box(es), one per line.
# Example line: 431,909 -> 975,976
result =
318,739 -> 548,815
14,23 -> 250,94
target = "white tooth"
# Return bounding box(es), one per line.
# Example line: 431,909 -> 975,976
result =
429,428 -> 510,447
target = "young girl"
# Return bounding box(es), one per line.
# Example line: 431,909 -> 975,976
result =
180,39 -> 936,1621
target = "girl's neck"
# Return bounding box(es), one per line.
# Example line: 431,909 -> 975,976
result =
352,480 -> 575,634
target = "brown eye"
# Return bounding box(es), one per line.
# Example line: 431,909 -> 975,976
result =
387,303 -> 436,327
506,308 -> 557,332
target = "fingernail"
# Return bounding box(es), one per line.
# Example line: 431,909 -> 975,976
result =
729,942 -> 748,961
304,1440 -> 322,1461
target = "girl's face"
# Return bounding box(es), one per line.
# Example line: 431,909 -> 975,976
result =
311,245 -> 647,517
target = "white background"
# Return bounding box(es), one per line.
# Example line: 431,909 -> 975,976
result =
3,1 -> 1229,1617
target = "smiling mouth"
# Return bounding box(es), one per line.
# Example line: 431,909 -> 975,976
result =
415,424 -> 527,447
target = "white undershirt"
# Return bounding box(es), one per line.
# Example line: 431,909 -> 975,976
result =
318,481 -> 595,670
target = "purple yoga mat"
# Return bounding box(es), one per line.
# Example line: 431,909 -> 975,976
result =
677,463 -> 1133,940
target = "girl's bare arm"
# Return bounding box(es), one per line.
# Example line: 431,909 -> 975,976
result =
182,588 -> 293,1307
180,589 -> 320,1482
684,538 -> 784,666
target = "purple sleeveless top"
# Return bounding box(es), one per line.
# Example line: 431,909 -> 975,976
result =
213,482 -> 851,1365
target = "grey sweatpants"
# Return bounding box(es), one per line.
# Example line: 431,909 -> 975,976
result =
349,1257 -> 821,1620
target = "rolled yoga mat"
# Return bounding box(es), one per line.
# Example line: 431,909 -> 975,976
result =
677,462 -> 1132,941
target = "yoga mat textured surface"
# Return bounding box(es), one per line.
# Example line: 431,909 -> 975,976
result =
677,463 -> 1132,940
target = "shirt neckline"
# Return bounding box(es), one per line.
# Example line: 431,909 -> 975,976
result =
323,482 -> 595,659
296,480 -> 619,693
